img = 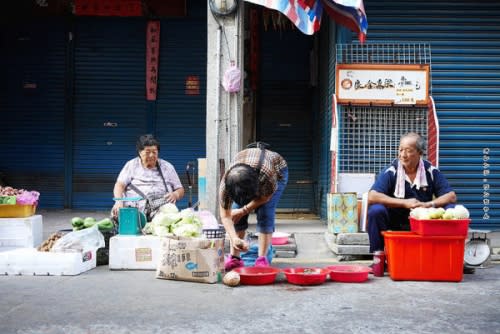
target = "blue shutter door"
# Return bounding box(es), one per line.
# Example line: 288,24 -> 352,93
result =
72,18 -> 149,209
0,19 -> 67,208
258,29 -> 315,211
358,0 -> 500,229
72,14 -> 207,210
154,18 -> 207,209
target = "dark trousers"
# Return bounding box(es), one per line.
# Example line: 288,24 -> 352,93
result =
367,204 -> 410,253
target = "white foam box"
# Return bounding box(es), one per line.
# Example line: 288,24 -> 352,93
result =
0,248 -> 97,276
0,215 -> 43,248
109,235 -> 162,270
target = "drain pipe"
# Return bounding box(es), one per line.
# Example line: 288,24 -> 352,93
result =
215,25 -> 222,175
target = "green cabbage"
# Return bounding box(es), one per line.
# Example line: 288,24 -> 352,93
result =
159,203 -> 179,214
172,223 -> 201,237
453,205 -> 470,219
152,212 -> 182,227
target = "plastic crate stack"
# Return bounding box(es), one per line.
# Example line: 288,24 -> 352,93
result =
383,218 -> 470,282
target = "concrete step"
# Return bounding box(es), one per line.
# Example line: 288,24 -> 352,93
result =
324,232 -> 372,262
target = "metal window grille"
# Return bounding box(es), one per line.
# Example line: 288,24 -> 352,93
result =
340,106 -> 428,174
335,43 -> 432,174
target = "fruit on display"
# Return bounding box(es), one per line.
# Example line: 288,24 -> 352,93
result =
410,204 -> 470,220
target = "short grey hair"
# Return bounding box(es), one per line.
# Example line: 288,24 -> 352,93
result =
401,132 -> 425,154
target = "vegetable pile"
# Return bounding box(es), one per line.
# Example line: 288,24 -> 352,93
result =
38,232 -> 64,252
410,204 -> 470,220
142,203 -> 203,238
71,216 -> 115,232
0,186 -> 40,205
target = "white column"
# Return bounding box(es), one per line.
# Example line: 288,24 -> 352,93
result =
206,2 -> 244,215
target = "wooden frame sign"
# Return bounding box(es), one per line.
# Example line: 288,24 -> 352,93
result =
336,64 -> 430,106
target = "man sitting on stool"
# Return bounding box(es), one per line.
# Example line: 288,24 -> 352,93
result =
367,132 -> 457,258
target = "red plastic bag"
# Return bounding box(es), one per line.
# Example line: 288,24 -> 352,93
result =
222,64 -> 241,93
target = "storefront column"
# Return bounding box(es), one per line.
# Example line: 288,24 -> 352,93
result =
206,2 -> 244,214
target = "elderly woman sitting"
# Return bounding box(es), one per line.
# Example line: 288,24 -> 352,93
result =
111,134 -> 184,221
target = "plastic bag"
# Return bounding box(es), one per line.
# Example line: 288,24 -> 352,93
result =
16,190 -> 40,205
51,224 -> 105,253
222,64 -> 241,93
240,243 -> 274,267
198,210 -> 219,230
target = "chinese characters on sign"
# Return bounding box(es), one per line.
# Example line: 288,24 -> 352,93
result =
185,76 -> 200,95
146,21 -> 160,101
75,0 -> 142,16
483,148 -> 490,220
336,64 -> 429,106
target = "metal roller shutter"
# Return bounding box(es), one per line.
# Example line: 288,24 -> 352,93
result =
0,19 -> 67,208
258,29 -> 316,212
353,0 -> 500,229
154,17 -> 207,210
72,14 -> 207,210
72,17 -> 149,209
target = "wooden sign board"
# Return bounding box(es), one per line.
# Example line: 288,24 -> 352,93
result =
336,64 -> 430,106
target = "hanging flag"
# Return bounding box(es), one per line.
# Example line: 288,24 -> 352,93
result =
321,0 -> 368,43
244,0 -> 323,35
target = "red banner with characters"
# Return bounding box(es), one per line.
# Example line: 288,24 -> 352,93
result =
75,0 -> 142,17
146,21 -> 160,101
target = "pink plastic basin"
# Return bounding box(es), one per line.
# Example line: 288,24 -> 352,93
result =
271,232 -> 290,245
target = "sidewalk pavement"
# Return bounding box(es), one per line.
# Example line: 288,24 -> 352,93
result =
36,209 -> 346,265
36,209 -> 500,264
2,209 -> 500,334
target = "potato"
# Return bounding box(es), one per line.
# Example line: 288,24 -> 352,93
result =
233,239 -> 249,251
223,271 -> 240,287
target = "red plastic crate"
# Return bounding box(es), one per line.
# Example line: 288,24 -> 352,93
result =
383,231 -> 466,282
410,217 -> 470,236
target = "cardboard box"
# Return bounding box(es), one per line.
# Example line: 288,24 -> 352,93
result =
156,236 -> 224,284
0,247 -> 97,276
327,193 -> 358,234
109,235 -> 162,270
0,215 -> 43,248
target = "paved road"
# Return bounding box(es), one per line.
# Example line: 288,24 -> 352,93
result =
1,261 -> 499,334
1,210 -> 499,333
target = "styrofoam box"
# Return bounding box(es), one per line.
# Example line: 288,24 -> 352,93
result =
0,215 -> 43,248
109,235 -> 162,270
0,248 -> 97,276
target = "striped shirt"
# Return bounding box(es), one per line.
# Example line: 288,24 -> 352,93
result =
219,148 -> 288,209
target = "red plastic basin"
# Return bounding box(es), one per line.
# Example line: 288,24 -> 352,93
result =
326,265 -> 371,283
282,267 -> 329,285
233,267 -> 280,285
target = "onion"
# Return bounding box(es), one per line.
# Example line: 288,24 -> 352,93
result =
223,271 -> 240,287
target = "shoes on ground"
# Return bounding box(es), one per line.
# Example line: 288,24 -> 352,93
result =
254,256 -> 270,267
224,255 -> 244,272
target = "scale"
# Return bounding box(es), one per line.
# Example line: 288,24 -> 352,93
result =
113,197 -> 147,235
464,229 -> 492,268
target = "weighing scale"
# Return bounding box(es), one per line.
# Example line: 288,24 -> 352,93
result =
113,197 -> 147,235
464,229 -> 492,269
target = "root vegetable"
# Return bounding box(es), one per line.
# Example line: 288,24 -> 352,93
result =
223,271 -> 240,287
233,239 -> 249,251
